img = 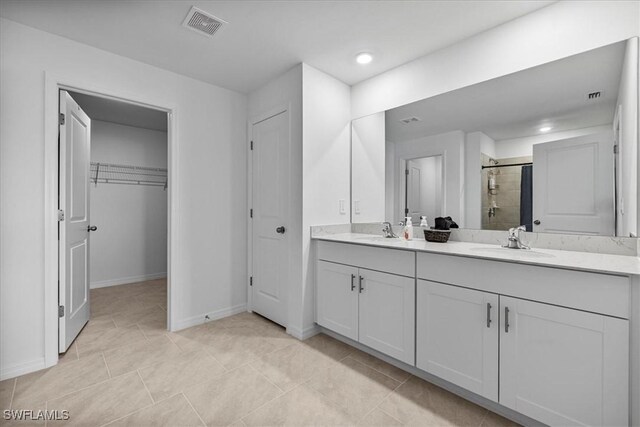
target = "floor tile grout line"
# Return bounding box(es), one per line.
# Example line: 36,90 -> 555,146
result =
44,370 -> 135,408
136,369 -> 156,404
363,375 -> 410,425
181,392 -> 208,427
101,353 -> 112,379
341,355 -> 405,386
235,375 -> 304,425
8,377 -> 17,410
246,362 -> 288,394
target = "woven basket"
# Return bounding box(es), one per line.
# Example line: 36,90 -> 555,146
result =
424,229 -> 451,243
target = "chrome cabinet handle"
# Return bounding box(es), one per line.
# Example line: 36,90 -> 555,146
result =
504,306 -> 510,333
486,303 -> 492,328
358,276 -> 364,293
350,274 -> 356,291
87,225 -> 97,232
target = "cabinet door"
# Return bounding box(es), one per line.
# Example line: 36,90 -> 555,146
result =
500,296 -> 629,427
316,261 -> 359,341
416,280 -> 499,401
358,269 -> 415,364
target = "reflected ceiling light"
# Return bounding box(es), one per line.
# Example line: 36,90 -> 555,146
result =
356,53 -> 373,64
539,126 -> 552,132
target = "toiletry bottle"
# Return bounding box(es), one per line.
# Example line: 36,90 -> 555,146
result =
419,216 -> 429,228
403,217 -> 413,240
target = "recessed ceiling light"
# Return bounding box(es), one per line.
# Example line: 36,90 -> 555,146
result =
356,53 -> 373,64
539,126 -> 552,132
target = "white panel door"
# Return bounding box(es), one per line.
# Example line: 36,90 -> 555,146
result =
316,261 -> 359,341
416,280 -> 499,401
500,296 -> 629,427
406,161 -> 422,223
358,269 -> 415,364
59,91 -> 92,352
251,111 -> 289,326
532,132 -> 614,235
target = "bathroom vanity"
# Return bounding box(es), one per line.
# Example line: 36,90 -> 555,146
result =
313,233 -> 639,427
315,36 -> 640,426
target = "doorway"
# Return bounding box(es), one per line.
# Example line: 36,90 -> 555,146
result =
57,89 -> 170,354
404,155 -> 444,225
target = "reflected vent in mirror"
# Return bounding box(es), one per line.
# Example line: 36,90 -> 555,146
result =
399,116 -> 422,124
587,91 -> 603,100
182,6 -> 227,38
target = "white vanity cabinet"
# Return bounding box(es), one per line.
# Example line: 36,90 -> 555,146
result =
316,242 -> 415,364
316,261 -> 359,341
417,252 -> 630,427
416,280 -> 499,401
499,296 -> 629,427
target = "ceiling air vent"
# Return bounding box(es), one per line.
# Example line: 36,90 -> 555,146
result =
182,6 -> 227,38
586,91 -> 603,100
399,116 -> 422,125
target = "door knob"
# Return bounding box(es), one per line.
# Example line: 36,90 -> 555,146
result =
276,226 -> 286,234
87,225 -> 97,232
533,220 -> 541,225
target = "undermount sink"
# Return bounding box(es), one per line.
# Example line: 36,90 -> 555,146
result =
469,246 -> 555,258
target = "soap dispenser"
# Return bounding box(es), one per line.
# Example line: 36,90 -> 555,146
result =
419,216 -> 429,228
402,217 -> 413,241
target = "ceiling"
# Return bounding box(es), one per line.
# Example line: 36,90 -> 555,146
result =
0,1 -> 553,93
385,40 -> 625,143
69,91 -> 168,132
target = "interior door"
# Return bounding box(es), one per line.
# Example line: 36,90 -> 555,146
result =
532,132 -> 614,234
405,161 -> 422,223
500,296 -> 629,427
59,90 -> 92,352
251,111 -> 289,327
416,280 -> 499,402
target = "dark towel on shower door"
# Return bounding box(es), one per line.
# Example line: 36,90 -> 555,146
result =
520,165 -> 533,231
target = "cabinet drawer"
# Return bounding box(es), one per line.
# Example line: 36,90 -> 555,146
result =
317,241 -> 414,277
417,252 -> 630,318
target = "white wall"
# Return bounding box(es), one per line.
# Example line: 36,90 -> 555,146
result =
302,64 -> 351,336
351,112 -> 385,222
351,1 -> 640,119
493,125 -> 611,159
0,18 -> 247,379
89,120 -> 167,288
389,131 -> 465,225
616,38 -> 639,237
465,132 -> 495,229
248,65 -> 304,337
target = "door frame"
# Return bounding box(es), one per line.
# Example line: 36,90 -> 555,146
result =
246,103 -> 290,326
44,72 -> 178,368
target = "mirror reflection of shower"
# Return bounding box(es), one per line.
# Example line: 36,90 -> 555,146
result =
404,155 -> 444,225
481,155 -> 533,231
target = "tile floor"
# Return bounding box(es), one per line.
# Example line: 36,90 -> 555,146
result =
1,280 -> 519,426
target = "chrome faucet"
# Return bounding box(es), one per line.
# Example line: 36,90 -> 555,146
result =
503,226 -> 530,249
382,222 -> 398,238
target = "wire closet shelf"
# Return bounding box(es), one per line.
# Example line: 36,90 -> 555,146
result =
90,162 -> 168,189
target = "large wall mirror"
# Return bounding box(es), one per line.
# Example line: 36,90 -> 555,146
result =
351,39 -> 639,237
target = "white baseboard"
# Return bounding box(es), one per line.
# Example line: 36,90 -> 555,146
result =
1,357 -> 46,381
171,303 -> 247,331
287,324 -> 321,340
90,273 -> 167,289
